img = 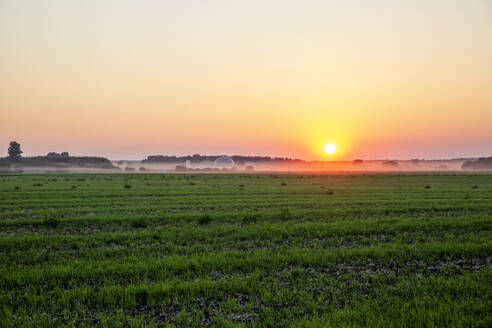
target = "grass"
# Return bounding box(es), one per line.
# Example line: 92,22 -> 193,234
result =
241,214 -> 258,225
131,217 -> 148,229
199,214 -> 213,225
0,173 -> 491,327
278,207 -> 293,221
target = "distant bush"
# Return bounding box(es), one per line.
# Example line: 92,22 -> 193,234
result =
47,152 -> 69,159
281,182 -> 287,186
139,166 -> 147,171
382,160 -> 399,168
238,184 -> 245,187
14,186 -> 20,191
472,185 -> 479,189
425,185 -> 431,189
55,162 -> 70,168
326,190 -> 334,195
124,184 -> 132,189
124,167 -> 135,172
199,215 -> 212,225
41,218 -> 60,228
175,165 -> 187,172
245,165 -> 255,172
32,183 -> 42,187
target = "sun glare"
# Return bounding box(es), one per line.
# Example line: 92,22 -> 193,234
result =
324,143 -> 337,155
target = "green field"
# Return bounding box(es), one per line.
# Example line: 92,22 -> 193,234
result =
1,173 -> 491,327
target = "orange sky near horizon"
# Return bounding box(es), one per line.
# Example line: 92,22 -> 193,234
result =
1,1 -> 491,160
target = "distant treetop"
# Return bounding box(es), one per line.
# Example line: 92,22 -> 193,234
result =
8,141 -> 22,161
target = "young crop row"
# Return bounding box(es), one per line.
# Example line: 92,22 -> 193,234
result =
0,173 -> 491,327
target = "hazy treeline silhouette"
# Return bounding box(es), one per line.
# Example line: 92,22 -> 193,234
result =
4,156 -> 116,168
143,155 -> 305,165
462,157 -> 492,170
1,141 -> 116,170
3,141 -> 492,173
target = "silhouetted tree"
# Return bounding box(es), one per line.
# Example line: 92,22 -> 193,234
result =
8,141 -> 22,161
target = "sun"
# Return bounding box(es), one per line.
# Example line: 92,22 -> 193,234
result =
324,143 -> 337,155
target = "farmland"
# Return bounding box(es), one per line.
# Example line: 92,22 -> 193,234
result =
0,173 -> 491,327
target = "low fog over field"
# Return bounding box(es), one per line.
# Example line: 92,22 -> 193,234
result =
2,141 -> 491,173
117,156 -> 473,173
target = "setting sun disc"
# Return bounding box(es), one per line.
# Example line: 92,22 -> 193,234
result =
324,143 -> 337,155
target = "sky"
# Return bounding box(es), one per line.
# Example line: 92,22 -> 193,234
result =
1,0 -> 491,160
